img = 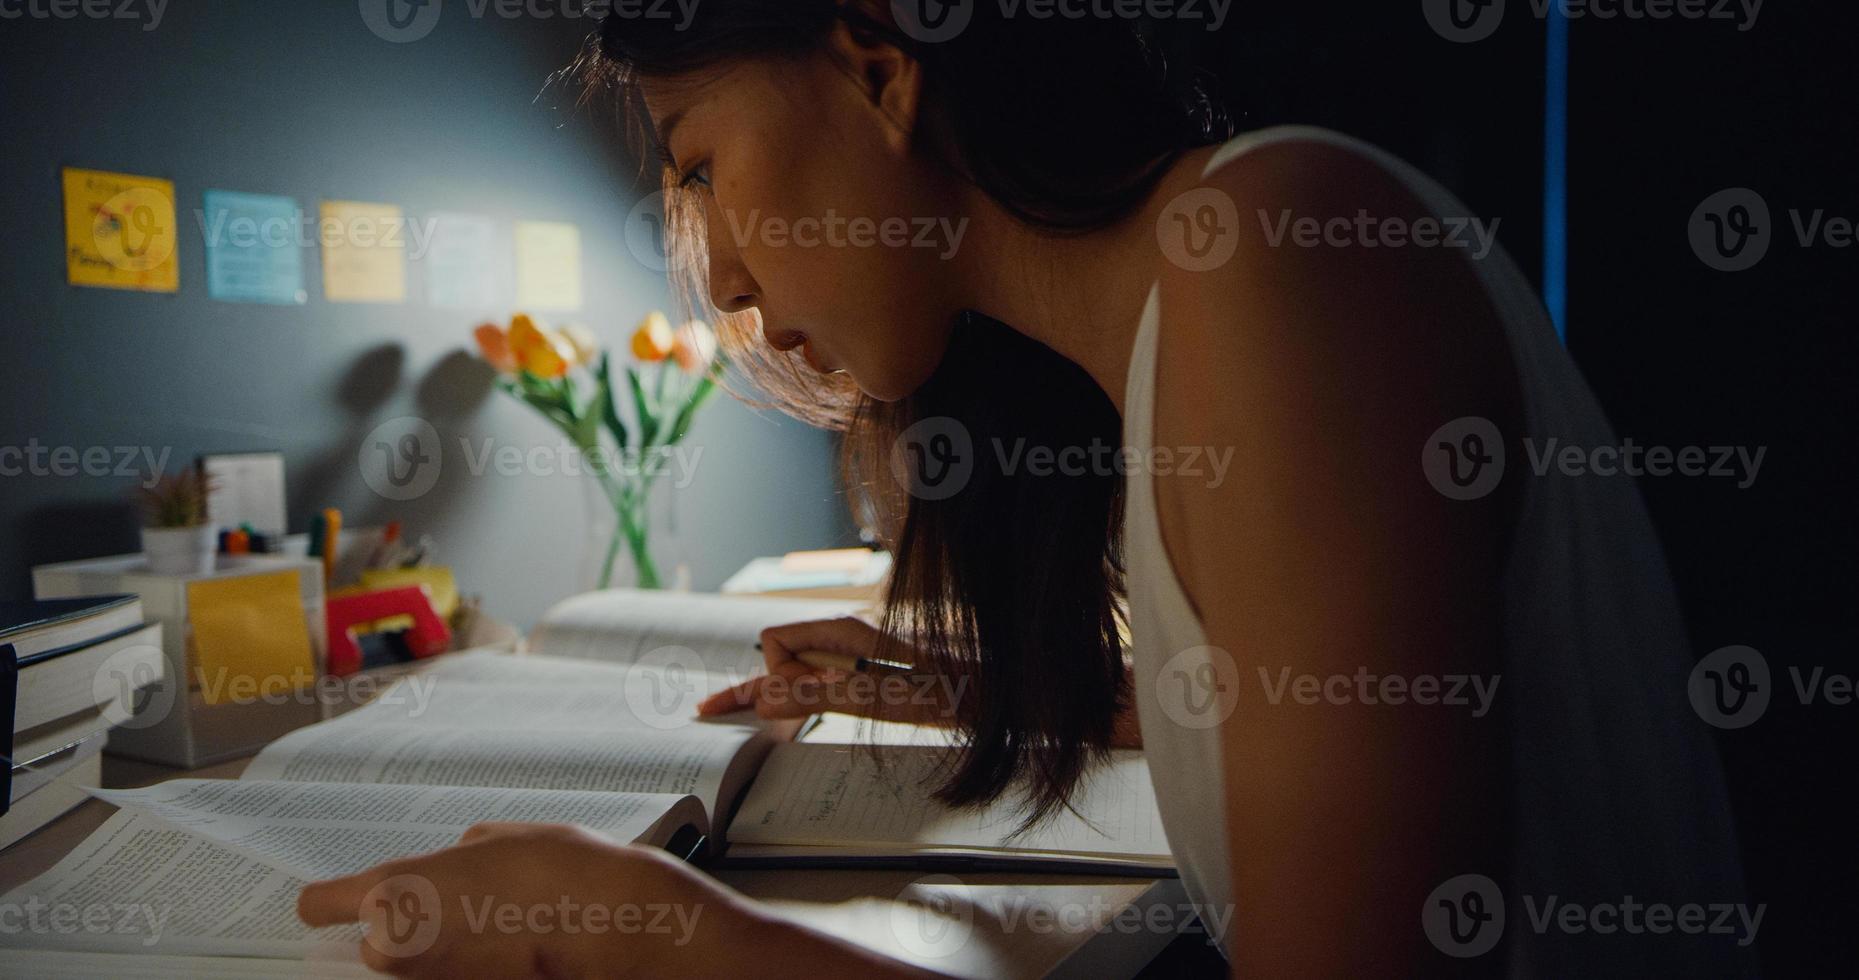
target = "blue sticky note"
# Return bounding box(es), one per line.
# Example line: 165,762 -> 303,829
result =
201,190 -> 308,305
424,212 -> 505,310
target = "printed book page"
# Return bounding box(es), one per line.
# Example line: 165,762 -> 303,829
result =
241,722 -> 766,828
89,779 -> 705,880
0,809 -> 355,959
337,650 -> 751,732
528,589 -> 865,675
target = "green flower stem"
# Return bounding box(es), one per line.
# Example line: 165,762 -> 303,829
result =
499,354 -> 727,591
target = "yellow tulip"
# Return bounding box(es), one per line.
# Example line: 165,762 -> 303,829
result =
473,323 -> 518,373
672,319 -> 718,373
509,313 -> 574,378
560,323 -> 600,366
631,311 -> 675,362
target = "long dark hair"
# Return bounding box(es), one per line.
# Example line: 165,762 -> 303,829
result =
582,1 -> 1229,826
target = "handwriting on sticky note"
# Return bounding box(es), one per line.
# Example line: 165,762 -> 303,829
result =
320,200 -> 407,303
63,168 -> 180,293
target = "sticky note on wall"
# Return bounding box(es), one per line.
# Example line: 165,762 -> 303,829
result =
186,570 -> 315,704
203,190 -> 307,305
320,200 -> 407,303
515,220 -> 583,311
62,168 -> 180,293
426,211 -> 504,310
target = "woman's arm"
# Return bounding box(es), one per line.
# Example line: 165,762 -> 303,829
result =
1151,139 -> 1518,976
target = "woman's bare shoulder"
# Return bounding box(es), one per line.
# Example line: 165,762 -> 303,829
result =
1141,129 -> 1522,609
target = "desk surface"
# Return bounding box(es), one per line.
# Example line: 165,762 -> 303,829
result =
1,739 -> 1188,979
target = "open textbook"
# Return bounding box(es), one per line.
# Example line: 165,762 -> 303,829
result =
0,590 -> 1172,962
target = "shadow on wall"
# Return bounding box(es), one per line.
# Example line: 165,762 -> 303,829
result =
11,345 -> 510,582
297,345 -> 499,534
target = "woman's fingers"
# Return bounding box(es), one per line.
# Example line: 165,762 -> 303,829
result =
297,863 -> 399,927
694,617 -> 961,725
697,664 -> 959,724
695,672 -> 846,720
758,617 -> 885,672
697,618 -> 883,719
695,678 -> 758,716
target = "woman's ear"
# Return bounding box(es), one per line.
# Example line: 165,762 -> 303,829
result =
822,14 -> 921,151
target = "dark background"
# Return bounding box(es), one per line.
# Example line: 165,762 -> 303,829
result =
1194,3 -> 1853,974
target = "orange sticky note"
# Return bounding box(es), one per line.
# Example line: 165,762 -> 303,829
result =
320,200 -> 407,303
186,570 -> 316,704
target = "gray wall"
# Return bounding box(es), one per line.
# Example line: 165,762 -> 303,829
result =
0,1 -> 853,627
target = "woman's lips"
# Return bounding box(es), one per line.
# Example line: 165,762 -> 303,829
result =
765,326 -> 806,353
764,326 -> 832,372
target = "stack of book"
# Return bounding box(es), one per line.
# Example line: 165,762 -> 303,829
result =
1,595 -> 164,850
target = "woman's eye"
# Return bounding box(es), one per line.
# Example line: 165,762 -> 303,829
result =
678,162 -> 711,190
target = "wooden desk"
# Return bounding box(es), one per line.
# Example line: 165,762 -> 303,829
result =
1,745 -> 1192,979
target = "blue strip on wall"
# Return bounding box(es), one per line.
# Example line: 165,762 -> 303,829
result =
1544,7 -> 1569,342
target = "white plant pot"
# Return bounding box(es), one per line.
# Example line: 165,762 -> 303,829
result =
141,525 -> 217,576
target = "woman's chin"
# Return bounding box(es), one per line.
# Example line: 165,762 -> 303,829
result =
850,372 -> 915,403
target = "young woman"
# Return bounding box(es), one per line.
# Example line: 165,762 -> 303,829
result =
299,4 -> 1750,976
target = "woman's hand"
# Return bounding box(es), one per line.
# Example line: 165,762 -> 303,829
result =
296,822 -> 916,978
695,617 -> 1144,748
695,617 -> 963,726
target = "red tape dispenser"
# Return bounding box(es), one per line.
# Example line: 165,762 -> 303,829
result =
325,585 -> 452,677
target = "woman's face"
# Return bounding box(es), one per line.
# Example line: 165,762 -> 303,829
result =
641,50 -> 962,402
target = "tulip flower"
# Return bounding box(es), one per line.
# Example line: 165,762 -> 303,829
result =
672,319 -> 718,374
473,322 -> 518,373
560,323 -> 600,367
509,313 -> 575,378
630,311 -> 675,362
465,307 -> 721,593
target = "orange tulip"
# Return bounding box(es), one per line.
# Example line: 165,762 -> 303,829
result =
630,311 -> 675,362
509,313 -> 574,378
473,323 -> 518,373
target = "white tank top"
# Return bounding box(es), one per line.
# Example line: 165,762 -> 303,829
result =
1122,126 -> 1751,973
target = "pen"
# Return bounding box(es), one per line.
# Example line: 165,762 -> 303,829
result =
753,641 -> 915,675
319,508 -> 341,585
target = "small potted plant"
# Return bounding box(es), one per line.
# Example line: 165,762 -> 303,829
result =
138,469 -> 217,575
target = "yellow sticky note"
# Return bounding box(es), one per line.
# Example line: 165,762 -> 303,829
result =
187,570 -> 316,704
62,168 -> 180,293
515,220 -> 583,311
320,200 -> 407,303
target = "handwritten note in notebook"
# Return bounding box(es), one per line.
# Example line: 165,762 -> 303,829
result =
728,744 -> 1173,867
185,571 -> 314,704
